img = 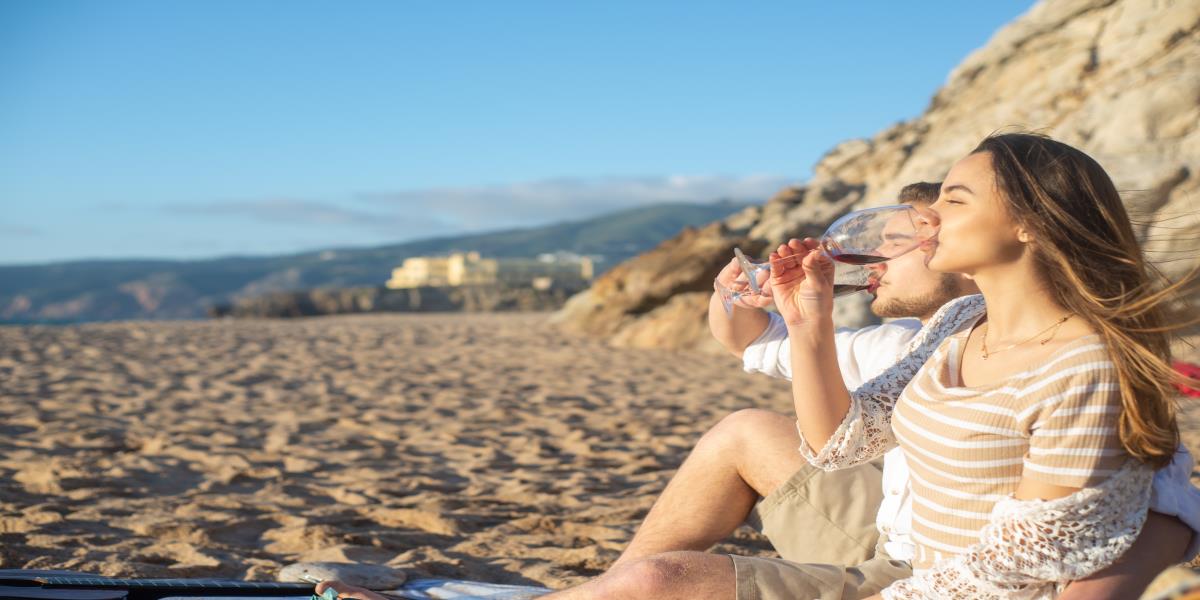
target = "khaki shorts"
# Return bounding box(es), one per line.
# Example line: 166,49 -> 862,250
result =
746,459 -> 885,565
730,549 -> 912,600
736,459 -> 910,599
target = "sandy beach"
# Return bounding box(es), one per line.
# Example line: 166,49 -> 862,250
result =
2,313 -> 1197,589
0,313 -> 798,586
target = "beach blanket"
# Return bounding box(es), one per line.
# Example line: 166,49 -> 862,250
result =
0,571 -> 311,600
0,572 -> 549,600
384,578 -> 549,599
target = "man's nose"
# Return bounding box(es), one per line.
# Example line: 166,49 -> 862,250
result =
867,262 -> 887,276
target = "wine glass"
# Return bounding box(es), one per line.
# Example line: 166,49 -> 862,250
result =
730,248 -> 873,301
714,277 -> 757,315
719,204 -> 935,312
819,204 -> 936,265
715,250 -> 795,314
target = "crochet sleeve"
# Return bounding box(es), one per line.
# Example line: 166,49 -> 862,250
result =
881,459 -> 1154,600
799,294 -> 986,470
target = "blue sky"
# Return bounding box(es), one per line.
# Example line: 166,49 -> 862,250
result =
0,1 -> 1032,265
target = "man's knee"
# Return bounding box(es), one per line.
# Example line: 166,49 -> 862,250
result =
608,553 -> 728,598
697,408 -> 778,455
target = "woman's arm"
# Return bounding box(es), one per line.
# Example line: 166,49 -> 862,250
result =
770,240 -> 856,451
771,240 -> 986,470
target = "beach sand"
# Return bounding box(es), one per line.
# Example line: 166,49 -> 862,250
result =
0,313 -> 796,586
1,313 -> 1197,589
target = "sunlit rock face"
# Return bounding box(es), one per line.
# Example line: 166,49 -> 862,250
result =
556,0 -> 1200,358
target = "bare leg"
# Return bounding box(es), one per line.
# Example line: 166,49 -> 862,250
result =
613,408 -> 807,567
541,551 -> 735,600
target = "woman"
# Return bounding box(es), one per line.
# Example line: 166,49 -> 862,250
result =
772,132 -> 1194,599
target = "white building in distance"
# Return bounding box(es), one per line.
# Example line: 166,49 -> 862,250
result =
386,252 -> 594,290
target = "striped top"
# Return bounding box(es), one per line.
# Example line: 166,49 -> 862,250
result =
892,313 -> 1128,570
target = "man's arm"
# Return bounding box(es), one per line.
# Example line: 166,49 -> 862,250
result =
707,289 -> 770,358
1056,512 -> 1191,599
707,257 -> 773,358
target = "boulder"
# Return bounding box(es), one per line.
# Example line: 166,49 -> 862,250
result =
555,0 -> 1200,358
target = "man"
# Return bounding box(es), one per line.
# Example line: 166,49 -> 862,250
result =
320,184 -> 1197,600
610,183 -> 959,575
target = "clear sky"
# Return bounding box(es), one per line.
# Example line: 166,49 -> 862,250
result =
0,0 -> 1033,265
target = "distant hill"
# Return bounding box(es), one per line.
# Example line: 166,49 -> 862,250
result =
0,200 -> 748,323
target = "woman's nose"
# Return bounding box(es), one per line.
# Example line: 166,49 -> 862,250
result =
911,205 -> 940,240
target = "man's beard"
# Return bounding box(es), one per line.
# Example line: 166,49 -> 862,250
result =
871,274 -> 965,320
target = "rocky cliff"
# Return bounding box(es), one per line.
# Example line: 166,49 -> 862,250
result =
555,0 -> 1200,358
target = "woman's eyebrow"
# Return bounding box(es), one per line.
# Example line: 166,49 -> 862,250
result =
943,183 -> 974,195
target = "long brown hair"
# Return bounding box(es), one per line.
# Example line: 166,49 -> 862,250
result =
974,132 -> 1196,469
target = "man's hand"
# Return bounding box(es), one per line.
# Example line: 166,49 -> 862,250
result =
770,238 -> 834,328
714,257 -> 773,310
708,256 -> 773,357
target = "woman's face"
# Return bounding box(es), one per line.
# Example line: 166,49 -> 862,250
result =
924,152 -> 1027,275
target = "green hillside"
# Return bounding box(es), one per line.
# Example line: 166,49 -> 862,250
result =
0,201 -> 747,323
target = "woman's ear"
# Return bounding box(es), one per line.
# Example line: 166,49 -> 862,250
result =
1017,228 -> 1033,243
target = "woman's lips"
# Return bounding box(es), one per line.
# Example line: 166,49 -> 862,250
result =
920,239 -> 939,265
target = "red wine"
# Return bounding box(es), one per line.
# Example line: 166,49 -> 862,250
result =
833,284 -> 871,296
829,252 -> 888,265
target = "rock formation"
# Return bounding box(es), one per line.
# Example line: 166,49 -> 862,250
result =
555,0 -> 1200,359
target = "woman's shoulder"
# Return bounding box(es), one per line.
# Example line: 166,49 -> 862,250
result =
1017,333 -> 1118,400
1035,332 -> 1112,374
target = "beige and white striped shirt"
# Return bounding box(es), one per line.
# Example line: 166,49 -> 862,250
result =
801,295 -> 1156,597
891,314 -> 1128,570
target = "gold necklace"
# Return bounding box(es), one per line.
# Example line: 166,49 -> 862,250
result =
980,314 -> 1073,360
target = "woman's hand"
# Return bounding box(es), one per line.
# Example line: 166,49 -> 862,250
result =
314,580 -> 393,600
770,238 -> 834,328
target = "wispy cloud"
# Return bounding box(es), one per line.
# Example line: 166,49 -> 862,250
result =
161,174 -> 792,241
359,174 -> 792,229
164,198 -> 458,238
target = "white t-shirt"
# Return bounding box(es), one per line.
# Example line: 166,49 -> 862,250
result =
742,311 -> 1200,562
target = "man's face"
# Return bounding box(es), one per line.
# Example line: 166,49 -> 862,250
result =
867,204 -> 970,321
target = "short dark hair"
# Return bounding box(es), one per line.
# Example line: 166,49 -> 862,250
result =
897,181 -> 941,205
